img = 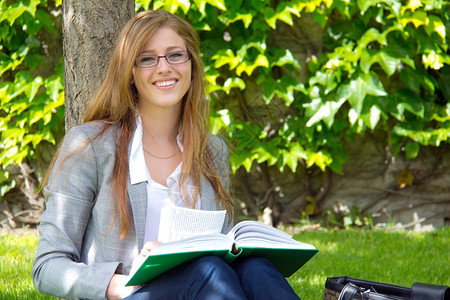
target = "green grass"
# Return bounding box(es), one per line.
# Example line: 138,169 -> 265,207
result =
1,228 -> 448,299
289,228 -> 450,299
0,232 -> 54,299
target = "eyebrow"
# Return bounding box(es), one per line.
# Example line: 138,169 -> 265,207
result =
139,46 -> 186,55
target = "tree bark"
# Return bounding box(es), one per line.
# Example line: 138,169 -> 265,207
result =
63,0 -> 135,130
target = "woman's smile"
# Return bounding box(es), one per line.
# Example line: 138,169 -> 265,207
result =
154,79 -> 178,88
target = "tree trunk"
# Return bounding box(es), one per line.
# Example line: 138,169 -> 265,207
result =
63,0 -> 135,130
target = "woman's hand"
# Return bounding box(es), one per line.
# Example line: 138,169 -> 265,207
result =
106,274 -> 139,300
139,241 -> 161,258
106,241 -> 162,299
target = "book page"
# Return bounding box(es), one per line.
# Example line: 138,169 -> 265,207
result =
227,220 -> 292,239
150,233 -> 232,255
228,220 -> 316,250
158,206 -> 226,242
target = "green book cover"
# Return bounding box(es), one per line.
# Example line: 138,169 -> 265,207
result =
238,247 -> 319,277
126,221 -> 319,286
126,248 -> 231,286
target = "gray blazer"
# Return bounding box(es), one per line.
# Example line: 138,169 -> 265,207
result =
32,122 -> 232,300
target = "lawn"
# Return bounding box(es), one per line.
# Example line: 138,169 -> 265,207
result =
0,231 -> 54,299
289,228 -> 450,299
0,228 -> 448,299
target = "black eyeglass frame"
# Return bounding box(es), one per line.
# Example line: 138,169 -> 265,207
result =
135,51 -> 191,68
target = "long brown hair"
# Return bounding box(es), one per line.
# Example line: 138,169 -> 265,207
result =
59,11 -> 232,238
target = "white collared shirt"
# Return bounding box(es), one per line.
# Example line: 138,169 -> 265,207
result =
129,117 -> 200,243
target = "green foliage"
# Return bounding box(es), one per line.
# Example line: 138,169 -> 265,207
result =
305,0 -> 450,162
0,0 -> 64,196
138,0 -> 450,175
1,0 -> 449,200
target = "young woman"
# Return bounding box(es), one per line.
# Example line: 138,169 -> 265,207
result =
32,10 -> 301,300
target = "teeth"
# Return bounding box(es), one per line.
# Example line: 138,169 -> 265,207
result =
155,80 -> 176,87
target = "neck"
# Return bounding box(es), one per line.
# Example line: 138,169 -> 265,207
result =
139,104 -> 182,144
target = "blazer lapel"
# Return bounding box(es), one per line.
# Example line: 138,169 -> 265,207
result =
126,128 -> 148,251
128,181 -> 147,250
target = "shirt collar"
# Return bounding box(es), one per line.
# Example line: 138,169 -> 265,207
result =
129,117 -> 147,185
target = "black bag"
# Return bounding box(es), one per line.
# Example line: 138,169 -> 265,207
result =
323,276 -> 449,300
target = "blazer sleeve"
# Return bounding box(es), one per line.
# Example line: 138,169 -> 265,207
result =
32,125 -> 119,300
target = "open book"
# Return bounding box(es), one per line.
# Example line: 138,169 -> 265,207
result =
126,220 -> 319,286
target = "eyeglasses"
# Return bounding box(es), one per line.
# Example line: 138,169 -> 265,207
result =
135,51 -> 191,68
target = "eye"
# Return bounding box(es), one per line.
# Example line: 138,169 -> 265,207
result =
167,51 -> 187,62
168,52 -> 183,58
138,56 -> 156,63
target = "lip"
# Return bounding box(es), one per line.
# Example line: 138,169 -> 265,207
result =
153,79 -> 178,88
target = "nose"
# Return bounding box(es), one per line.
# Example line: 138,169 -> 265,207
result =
156,56 -> 172,72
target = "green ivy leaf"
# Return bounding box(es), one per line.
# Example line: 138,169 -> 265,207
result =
205,68 -> 223,94
270,49 -> 301,69
259,76 -> 277,102
306,150 -> 332,171
0,82 -> 11,101
312,9 -> 328,29
263,5 -> 299,29
25,76 -> 43,101
153,0 -> 190,13
348,72 -> 387,116
422,50 -> 447,70
0,145 -> 28,167
255,141 -> 279,166
306,98 -> 346,128
361,49 -> 400,76
400,67 -> 422,93
223,11 -> 253,28
309,71 -> 337,94
263,7 -> 278,29
395,89 -> 425,118
360,105 -> 382,130
0,172 -> 15,196
8,96 -> 29,115
399,10 -> 428,29
212,49 -> 240,70
35,9 -> 56,33
393,126 -> 450,147
1,2 -> 27,25
222,77 -> 246,94
236,54 -> 269,76
424,14 -> 446,41
28,104 -> 45,125
405,141 -> 420,159
207,0 -> 226,11
210,109 -> 231,135
259,75 -> 303,105
283,143 -> 307,172
135,0 -> 153,11
45,75 -> 64,101
377,50 -> 400,76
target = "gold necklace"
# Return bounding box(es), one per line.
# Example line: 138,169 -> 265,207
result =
143,147 -> 178,159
